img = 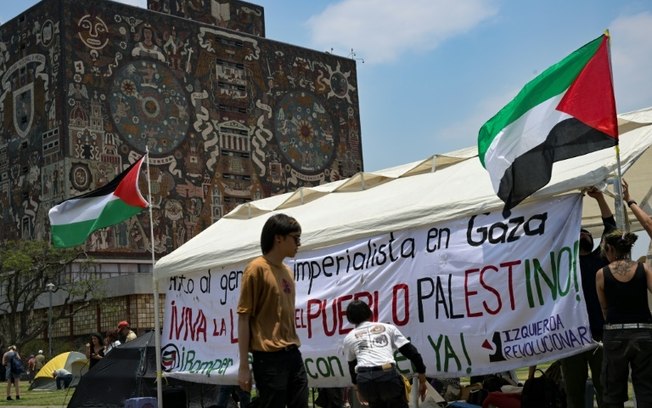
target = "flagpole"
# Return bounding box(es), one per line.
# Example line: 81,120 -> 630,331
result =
613,145 -> 626,230
603,29 -> 626,231
145,148 -> 164,408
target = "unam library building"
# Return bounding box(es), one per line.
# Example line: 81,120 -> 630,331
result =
0,0 -> 362,347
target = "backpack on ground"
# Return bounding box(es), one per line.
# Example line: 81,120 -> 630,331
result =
10,355 -> 25,375
521,365 -> 566,408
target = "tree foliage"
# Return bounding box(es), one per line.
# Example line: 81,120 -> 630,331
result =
0,240 -> 105,349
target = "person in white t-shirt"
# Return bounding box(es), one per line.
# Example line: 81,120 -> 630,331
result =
342,300 -> 427,408
104,330 -> 121,354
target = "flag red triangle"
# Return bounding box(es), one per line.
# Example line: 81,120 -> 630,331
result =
114,157 -> 148,208
557,35 -> 618,139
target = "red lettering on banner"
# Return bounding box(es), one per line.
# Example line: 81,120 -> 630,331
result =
323,299 -> 337,336
211,317 -> 227,337
464,260 -> 521,317
305,290 -> 379,338
230,309 -> 238,344
168,300 -> 208,342
306,299 -> 322,338
295,308 -> 307,328
500,260 -> 519,311
392,284 -> 409,326
336,295 -> 353,335
464,270 -> 481,317
209,308 -> 238,344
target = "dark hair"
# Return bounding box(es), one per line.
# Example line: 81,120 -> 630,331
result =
604,230 -> 638,258
346,300 -> 372,325
260,213 -> 301,254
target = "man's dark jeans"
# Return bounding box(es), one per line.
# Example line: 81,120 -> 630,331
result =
252,347 -> 308,408
356,368 -> 407,408
56,374 -> 73,389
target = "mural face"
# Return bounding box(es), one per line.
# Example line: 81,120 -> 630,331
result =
77,14 -> 109,50
0,0 -> 363,255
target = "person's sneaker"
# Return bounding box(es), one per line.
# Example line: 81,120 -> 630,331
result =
15,396 -> 20,400
6,396 -> 12,400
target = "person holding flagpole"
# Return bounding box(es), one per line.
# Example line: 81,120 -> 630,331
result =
560,186 -> 615,408
622,179 -> 652,239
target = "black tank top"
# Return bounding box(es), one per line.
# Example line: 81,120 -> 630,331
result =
604,262 -> 652,324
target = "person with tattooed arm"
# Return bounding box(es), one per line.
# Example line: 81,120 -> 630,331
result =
596,230 -> 652,407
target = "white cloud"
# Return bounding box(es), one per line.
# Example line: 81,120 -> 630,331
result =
434,87 -> 519,150
609,12 -> 652,112
306,0 -> 497,65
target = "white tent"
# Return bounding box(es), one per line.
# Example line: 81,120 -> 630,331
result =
155,107 -> 652,280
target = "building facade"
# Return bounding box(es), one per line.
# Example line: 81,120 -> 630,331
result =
0,0 -> 362,340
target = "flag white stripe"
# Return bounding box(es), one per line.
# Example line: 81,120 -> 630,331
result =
484,94 -> 571,192
48,193 -> 120,226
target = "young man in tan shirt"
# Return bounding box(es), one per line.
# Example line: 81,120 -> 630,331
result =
237,213 -> 307,408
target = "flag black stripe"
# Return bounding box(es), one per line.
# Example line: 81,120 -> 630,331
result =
56,159 -> 142,204
498,117 -> 616,215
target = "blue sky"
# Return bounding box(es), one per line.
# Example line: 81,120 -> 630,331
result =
3,0 -> 652,171
3,0 -> 651,255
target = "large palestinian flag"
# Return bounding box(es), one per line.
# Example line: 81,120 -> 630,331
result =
478,34 -> 618,215
49,156 -> 149,248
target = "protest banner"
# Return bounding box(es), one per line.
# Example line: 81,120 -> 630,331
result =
162,194 -> 593,386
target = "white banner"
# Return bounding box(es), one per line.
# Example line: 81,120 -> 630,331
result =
162,194 -> 594,386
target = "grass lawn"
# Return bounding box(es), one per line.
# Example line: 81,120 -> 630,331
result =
0,383 -> 72,407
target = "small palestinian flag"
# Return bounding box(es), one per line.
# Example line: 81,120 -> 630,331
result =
49,155 -> 149,248
478,34 -> 618,216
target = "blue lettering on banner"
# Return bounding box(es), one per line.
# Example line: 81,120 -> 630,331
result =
495,314 -> 592,359
502,327 -> 591,358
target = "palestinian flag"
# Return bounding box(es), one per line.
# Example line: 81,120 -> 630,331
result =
478,34 -> 618,215
49,156 -> 149,248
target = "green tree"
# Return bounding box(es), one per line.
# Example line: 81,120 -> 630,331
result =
0,240 -> 104,349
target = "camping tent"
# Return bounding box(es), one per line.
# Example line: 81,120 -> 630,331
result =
29,351 -> 88,391
67,332 -> 218,408
154,107 -> 652,280
66,332 -> 157,408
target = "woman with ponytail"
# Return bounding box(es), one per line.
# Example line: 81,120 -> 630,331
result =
596,230 -> 652,408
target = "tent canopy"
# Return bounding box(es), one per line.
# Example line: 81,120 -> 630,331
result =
155,107 -> 652,281
29,351 -> 88,391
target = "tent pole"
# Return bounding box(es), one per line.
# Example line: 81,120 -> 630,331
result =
145,148 -> 164,408
613,145 -> 626,230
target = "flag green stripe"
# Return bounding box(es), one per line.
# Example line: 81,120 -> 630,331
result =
94,199 -> 144,230
50,199 -> 143,248
478,35 -> 603,166
51,220 -> 99,247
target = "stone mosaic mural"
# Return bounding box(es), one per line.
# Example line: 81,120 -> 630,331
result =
0,0 -> 362,255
